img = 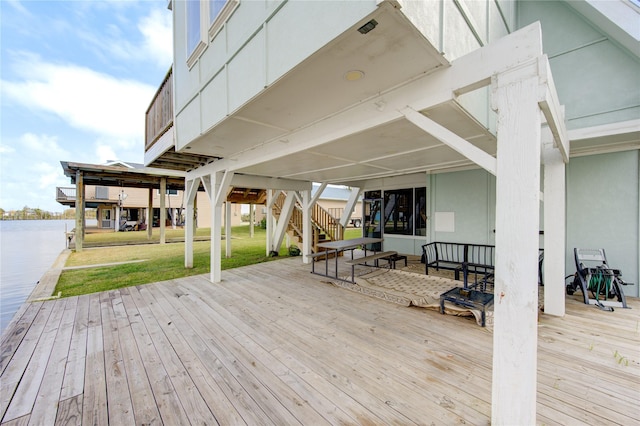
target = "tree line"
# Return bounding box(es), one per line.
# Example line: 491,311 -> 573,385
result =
0,207 -> 96,220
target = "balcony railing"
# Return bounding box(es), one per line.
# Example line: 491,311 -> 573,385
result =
56,187 -> 76,202
145,67 -> 173,152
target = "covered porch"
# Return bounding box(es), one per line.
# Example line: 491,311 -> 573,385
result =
175,6 -> 570,420
1,257 -> 638,425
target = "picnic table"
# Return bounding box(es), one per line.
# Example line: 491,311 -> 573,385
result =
311,237 -> 384,281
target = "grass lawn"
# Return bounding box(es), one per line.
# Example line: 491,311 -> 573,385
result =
56,225 -> 290,297
56,225 -> 365,298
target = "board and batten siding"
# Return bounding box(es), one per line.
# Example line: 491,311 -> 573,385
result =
566,151 -> 639,298
517,0 -> 640,130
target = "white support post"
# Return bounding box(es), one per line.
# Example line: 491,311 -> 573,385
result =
184,178 -> 198,268
75,170 -> 84,252
147,188 -> 153,240
302,190 -> 312,264
542,128 -> 566,317
160,177 -> 166,244
340,187 -> 362,228
114,203 -> 121,232
249,203 -> 254,238
266,190 -> 273,256
225,202 -> 232,258
210,170 -> 234,283
272,191 -> 296,254
491,66 -> 542,425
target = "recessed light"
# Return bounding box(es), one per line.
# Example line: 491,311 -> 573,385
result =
344,70 -> 365,81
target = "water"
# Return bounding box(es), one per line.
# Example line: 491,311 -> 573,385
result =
0,219 -> 75,335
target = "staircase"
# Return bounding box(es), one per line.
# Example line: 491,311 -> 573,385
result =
272,192 -> 344,255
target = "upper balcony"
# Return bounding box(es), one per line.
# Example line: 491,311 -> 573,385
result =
145,67 -> 173,156
144,67 -> 215,172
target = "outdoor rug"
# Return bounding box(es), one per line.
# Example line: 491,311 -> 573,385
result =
333,264 -> 545,329
333,267 -> 495,328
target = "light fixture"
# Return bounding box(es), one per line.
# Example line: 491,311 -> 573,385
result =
358,19 -> 378,34
344,70 -> 365,82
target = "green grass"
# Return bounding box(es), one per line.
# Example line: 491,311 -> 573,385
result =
343,228 -> 363,240
56,225 -> 289,297
82,226 -> 212,245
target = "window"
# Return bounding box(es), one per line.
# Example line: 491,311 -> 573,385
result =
209,0 -> 225,23
383,188 -> 413,235
367,187 -> 427,237
208,0 -> 238,39
158,189 -> 178,196
186,0 -> 206,68
186,0 -> 239,67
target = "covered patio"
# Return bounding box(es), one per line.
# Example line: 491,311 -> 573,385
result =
1,257 -> 638,425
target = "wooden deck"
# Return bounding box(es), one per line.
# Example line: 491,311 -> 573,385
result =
1,257 -> 638,425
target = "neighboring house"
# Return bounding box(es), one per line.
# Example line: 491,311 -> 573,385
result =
312,183 -> 363,227
145,1 -> 639,421
57,161 -> 213,231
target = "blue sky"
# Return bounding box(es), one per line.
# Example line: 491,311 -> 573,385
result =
1,0 -> 173,213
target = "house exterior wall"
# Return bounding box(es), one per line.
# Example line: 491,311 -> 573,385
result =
422,156 -> 639,298
566,151 -> 639,297
173,0 -> 377,150
518,0 -> 640,130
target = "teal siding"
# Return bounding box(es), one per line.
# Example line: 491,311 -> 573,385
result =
566,151 -> 639,297
517,1 -> 640,130
429,169 -> 495,245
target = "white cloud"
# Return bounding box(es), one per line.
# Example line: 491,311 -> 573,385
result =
96,144 -> 118,163
138,8 -> 173,68
5,0 -> 30,16
0,145 -> 16,154
75,5 -> 173,71
21,133 -> 69,159
1,55 -> 155,140
0,133 -> 72,211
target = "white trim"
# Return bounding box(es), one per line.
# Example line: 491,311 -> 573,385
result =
537,57 -> 570,162
568,118 -> 640,141
542,128 -> 566,317
209,0 -> 239,40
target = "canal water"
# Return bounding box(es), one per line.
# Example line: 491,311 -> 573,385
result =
0,219 -> 76,335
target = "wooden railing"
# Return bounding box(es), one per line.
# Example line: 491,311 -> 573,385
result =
272,191 -> 344,252
312,203 -> 344,241
145,67 -> 173,152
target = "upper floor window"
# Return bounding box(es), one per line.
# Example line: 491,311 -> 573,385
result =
186,0 -> 206,68
209,0 -> 225,23
186,0 -> 239,68
208,0 -> 238,39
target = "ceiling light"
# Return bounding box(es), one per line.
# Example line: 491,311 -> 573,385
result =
344,70 -> 365,82
358,19 -> 378,34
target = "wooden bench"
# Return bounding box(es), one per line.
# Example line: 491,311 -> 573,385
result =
344,251 -> 398,282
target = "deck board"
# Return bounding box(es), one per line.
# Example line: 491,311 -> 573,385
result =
1,256 -> 639,425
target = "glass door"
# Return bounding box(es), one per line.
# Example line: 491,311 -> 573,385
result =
363,198 -> 383,251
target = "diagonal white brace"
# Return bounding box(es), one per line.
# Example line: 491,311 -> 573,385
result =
401,106 -> 497,176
